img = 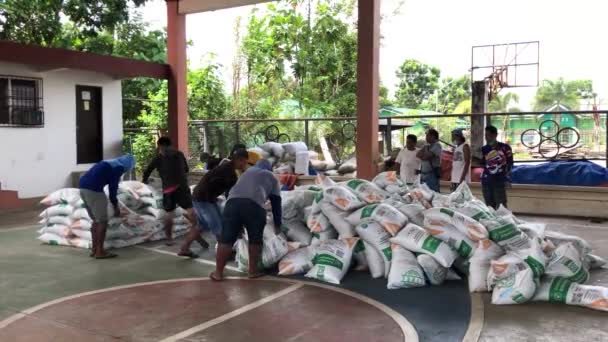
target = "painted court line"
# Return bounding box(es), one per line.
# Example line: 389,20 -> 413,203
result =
158,283 -> 304,342
134,245 -> 241,273
462,293 -> 484,342
0,225 -> 40,233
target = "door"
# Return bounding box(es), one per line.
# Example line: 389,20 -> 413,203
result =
76,86 -> 103,164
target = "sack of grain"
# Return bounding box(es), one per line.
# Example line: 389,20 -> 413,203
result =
491,264 -> 536,305
487,254 -> 529,289
295,184 -> 323,192
510,237 -> 547,279
448,182 -> 475,207
481,216 -> 530,250
305,238 -> 358,284
324,186 -> 365,211
119,181 -> 154,199
585,254 -> 607,270
364,241 -> 385,278
417,254 -> 448,286
281,190 -> 317,221
260,142 -> 285,158
455,200 -> 495,222
319,201 -> 356,238
372,171 -> 405,189
518,222 -> 546,239
316,173 -> 336,187
281,220 -> 312,246
338,157 -> 357,174
40,225 -> 72,238
295,151 -> 310,175
390,223 -> 458,268
310,229 -> 338,247
72,208 -> 91,221
282,142 -> 308,156
71,219 -> 92,231
385,201 -> 425,227
344,179 -> 389,204
356,221 -> 393,277
468,239 -> 505,292
545,242 -> 589,283
533,277 -> 608,312
424,223 -> 476,259
306,212 -> 333,233
278,246 -> 315,275
38,232 -> 92,249
39,204 -> 75,218
347,203 -> 407,236
424,207 -> 489,241
544,231 -> 593,257
41,188 -> 82,206
387,244 -> 426,289
236,229 -> 290,271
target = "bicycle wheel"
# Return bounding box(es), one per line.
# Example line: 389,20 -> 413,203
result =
539,120 -> 560,139
538,138 -> 560,159
342,123 -> 356,140
265,125 -> 280,141
254,131 -> 266,146
520,129 -> 541,149
277,133 -> 290,143
557,127 -> 580,149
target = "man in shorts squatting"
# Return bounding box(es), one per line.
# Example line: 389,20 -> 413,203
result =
210,160 -> 282,281
79,154 -> 135,259
142,137 -> 194,245
177,148 -> 249,258
482,125 -> 514,209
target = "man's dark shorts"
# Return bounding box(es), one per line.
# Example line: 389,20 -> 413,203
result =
219,198 -> 266,245
163,185 -> 193,212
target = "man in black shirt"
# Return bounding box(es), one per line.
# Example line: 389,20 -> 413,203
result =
177,148 -> 249,258
142,137 -> 192,245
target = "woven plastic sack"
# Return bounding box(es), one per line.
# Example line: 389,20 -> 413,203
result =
356,221 -> 393,277
390,223 -> 457,268
319,201 -> 356,238
491,264 -> 536,305
387,244 -> 426,289
545,242 -> 589,283
305,238 -> 358,284
533,277 -> 608,312
39,204 -> 75,218
372,171 -> 405,189
417,254 -> 448,286
281,220 -> 312,246
344,179 -> 389,204
347,203 -> 407,236
364,241 -> 385,279
278,246 -> 315,275
424,207 -> 488,241
468,239 -> 505,292
41,188 -> 81,206
323,186 -> 365,211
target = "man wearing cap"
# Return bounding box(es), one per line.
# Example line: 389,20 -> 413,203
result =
79,154 -> 135,259
450,129 -> 471,192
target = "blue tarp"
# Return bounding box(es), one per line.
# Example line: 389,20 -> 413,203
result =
511,160 -> 608,186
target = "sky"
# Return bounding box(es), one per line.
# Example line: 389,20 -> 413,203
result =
141,0 -> 608,110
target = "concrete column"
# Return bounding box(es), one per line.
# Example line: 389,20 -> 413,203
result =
166,0 -> 189,156
356,0 -> 380,180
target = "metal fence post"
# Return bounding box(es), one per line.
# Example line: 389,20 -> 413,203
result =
605,114 -> 608,168
305,119 -> 309,147
235,121 -> 240,145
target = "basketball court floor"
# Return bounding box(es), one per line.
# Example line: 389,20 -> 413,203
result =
0,212 -> 606,342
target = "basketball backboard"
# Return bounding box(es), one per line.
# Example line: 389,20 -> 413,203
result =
471,41 -> 539,98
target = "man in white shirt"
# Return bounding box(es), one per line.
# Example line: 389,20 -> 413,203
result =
395,134 -> 422,185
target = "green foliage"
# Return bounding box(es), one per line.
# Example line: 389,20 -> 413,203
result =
188,64 -> 228,120
395,59 -> 441,108
0,0 -> 149,46
489,92 -> 520,113
532,78 -> 594,111
433,75 -> 471,114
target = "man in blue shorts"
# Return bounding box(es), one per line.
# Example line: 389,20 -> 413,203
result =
177,148 -> 249,258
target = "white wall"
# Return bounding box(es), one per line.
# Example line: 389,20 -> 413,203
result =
0,62 -> 123,198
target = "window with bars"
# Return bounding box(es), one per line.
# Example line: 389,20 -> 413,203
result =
0,76 -> 44,127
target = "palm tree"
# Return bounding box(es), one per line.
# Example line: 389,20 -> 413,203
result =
488,92 -> 520,142
532,78 -> 593,111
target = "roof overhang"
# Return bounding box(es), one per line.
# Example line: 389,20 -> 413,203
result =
0,41 -> 171,80
176,0 -> 274,14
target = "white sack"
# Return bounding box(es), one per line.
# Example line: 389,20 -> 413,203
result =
417,254 -> 448,286
387,244 -> 426,289
390,223 -> 457,268
305,238 -> 358,284
347,203 -> 407,236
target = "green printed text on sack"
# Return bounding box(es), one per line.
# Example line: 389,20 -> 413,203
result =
313,254 -> 344,269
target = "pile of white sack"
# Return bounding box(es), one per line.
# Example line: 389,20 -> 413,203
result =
37,181 -> 189,249
250,141 -> 353,176
254,171 -> 608,312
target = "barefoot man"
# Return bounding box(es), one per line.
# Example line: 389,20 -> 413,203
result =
210,159 -> 282,280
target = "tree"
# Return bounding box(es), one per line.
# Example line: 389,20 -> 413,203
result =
532,78 -> 594,111
488,92 -> 520,142
0,0 -> 149,46
426,75 -> 471,114
395,59 -> 441,108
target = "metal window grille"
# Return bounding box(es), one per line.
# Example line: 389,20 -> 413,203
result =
0,75 -> 44,127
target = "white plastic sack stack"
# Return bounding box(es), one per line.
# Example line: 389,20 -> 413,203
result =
424,207 -> 489,241
281,220 -> 312,246
387,244 -> 426,289
384,200 -> 425,227
305,238 -> 359,284
347,203 -> 407,236
423,216 -> 477,259
545,242 -> 590,283
533,277 -> 608,312
237,224 -> 290,271
491,264 -> 536,305
372,171 -> 405,189
260,142 -> 285,159
390,223 -> 457,268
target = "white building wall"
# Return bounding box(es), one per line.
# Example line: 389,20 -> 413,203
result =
0,62 -> 123,198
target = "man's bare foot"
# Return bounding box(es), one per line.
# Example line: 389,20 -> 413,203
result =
209,271 -> 223,281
